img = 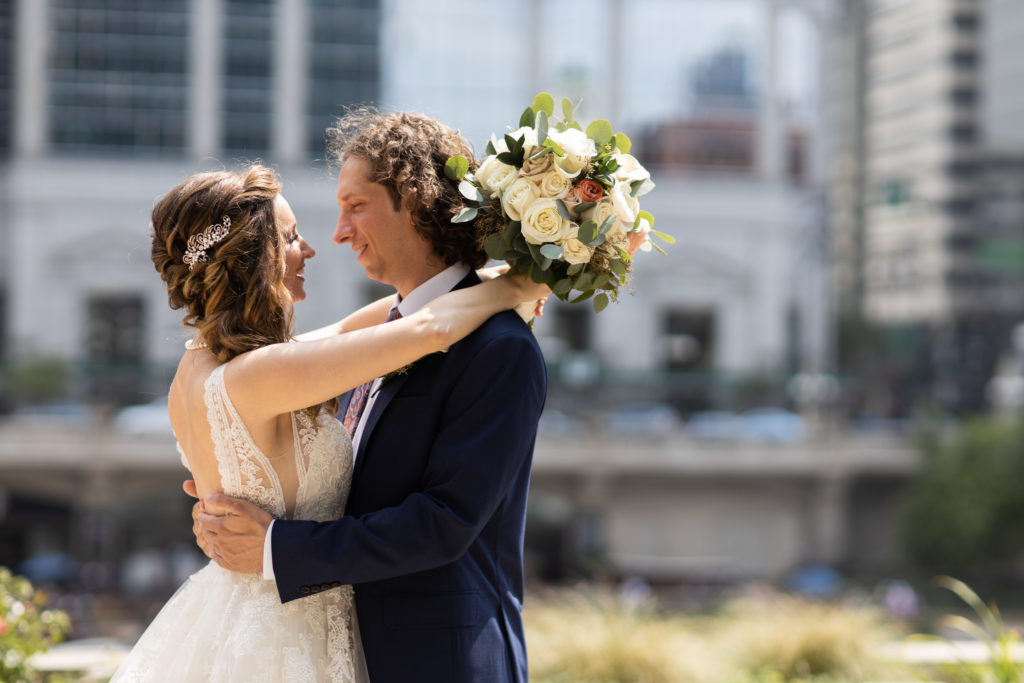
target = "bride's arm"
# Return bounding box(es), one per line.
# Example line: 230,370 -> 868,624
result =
294,294 -> 396,341
295,265 -> 511,341
226,274 -> 548,420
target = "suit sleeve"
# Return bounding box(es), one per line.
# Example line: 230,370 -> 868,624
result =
270,329 -> 546,602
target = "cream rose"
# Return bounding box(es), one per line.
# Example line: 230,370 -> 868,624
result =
613,153 -> 651,184
582,198 -> 618,229
521,198 -> 573,245
537,167 -> 573,199
501,178 -> 541,222
561,230 -> 594,265
549,128 -> 596,175
477,156 -> 518,193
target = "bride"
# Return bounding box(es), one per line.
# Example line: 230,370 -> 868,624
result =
110,165 -> 547,682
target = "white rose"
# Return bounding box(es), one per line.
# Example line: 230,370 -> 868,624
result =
521,198 -> 573,245
613,153 -> 651,184
501,178 -> 541,222
510,126 -> 540,157
477,157 -> 518,193
610,183 -> 639,226
549,128 -> 596,175
561,230 -> 594,265
537,167 -> 573,199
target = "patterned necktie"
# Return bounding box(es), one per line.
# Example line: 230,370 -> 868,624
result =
342,305 -> 402,436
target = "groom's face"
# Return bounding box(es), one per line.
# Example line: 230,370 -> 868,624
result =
333,156 -> 436,296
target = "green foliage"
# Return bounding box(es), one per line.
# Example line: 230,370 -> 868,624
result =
444,155 -> 469,180
0,567 -> 72,682
525,588 -> 900,683
3,359 -> 70,404
912,576 -> 1024,683
899,415 -> 1024,567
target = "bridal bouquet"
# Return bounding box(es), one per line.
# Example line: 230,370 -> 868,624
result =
446,93 -> 672,312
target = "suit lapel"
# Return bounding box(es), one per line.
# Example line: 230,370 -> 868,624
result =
351,269 -> 481,481
352,370 -> 412,481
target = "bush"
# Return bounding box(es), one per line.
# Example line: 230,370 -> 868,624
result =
0,567 -> 72,682
900,415 -> 1024,567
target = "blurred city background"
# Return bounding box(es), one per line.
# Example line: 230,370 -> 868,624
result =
3,0 -> 1024,678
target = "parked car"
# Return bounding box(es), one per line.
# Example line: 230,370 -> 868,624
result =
112,396 -> 172,436
604,402 -> 682,437
8,402 -> 97,430
737,407 -> 805,443
685,411 -> 742,442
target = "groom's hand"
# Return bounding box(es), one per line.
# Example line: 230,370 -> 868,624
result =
199,493 -> 272,574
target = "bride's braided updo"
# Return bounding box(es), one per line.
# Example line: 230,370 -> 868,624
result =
151,165 -> 294,363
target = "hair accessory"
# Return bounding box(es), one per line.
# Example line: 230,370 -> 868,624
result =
184,216 -> 231,270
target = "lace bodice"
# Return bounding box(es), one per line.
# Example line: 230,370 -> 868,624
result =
192,363 -> 353,523
118,364 -> 357,682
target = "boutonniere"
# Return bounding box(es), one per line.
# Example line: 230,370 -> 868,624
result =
373,347 -> 450,396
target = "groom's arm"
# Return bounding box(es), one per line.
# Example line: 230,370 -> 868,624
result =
271,324 -> 545,601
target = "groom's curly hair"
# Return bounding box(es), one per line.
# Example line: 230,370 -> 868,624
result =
327,109 -> 488,269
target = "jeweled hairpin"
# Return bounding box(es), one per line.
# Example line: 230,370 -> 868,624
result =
183,216 -> 231,270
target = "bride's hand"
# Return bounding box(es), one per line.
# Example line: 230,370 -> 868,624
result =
500,270 -> 551,322
477,264 -> 510,281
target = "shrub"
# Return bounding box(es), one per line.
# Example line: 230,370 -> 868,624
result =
0,567 -> 72,682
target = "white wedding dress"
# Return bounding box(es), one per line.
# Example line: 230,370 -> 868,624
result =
111,364 -> 355,682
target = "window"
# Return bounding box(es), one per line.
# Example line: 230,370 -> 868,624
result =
84,294 -> 145,405
49,1 -> 188,154
663,310 -> 713,371
222,0 -> 273,157
0,0 -> 12,156
306,0 -> 381,157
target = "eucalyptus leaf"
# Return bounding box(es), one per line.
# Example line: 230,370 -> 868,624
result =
452,207 -> 478,223
552,278 -> 573,296
527,241 -> 544,264
598,214 -> 617,237
573,271 -> 593,291
543,138 -> 565,157
570,290 -> 594,304
652,229 -> 675,244
519,107 -> 534,128
502,250 -> 522,261
593,292 -> 610,313
484,233 -> 507,260
568,121 -> 583,131
567,262 -> 585,276
586,119 -> 613,146
561,97 -> 574,121
555,199 -> 571,220
573,201 -> 596,214
445,155 -> 469,181
532,92 -> 555,116
555,121 -> 569,133
614,132 -> 632,154
513,234 -> 530,254
530,264 -> 549,283
593,273 -> 610,289
585,232 -> 606,248
458,180 -> 483,203
503,220 -> 521,240
578,220 -> 598,244
540,243 -> 563,260
609,259 -> 628,276
536,110 -> 549,145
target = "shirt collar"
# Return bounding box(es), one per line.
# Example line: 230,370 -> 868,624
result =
396,263 -> 471,317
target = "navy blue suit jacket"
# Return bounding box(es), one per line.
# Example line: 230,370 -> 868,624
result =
272,272 -> 547,682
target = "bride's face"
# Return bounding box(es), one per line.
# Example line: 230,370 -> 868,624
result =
274,195 -> 316,303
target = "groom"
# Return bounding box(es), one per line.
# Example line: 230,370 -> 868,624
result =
193,110 -> 547,682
